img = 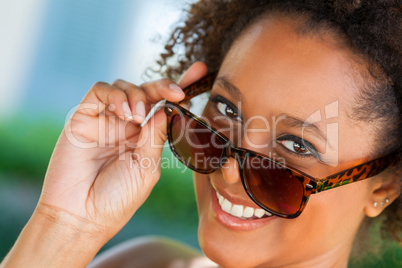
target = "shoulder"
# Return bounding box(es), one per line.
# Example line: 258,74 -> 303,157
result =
88,236 -> 217,268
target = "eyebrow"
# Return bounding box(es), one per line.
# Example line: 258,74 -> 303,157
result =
214,76 -> 244,102
279,114 -> 332,148
214,77 -> 331,148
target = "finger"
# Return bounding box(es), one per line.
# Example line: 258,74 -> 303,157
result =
117,110 -> 168,208
140,78 -> 186,103
139,62 -> 208,104
80,81 -> 134,120
178,61 -> 208,88
112,79 -> 147,123
134,63 -> 207,162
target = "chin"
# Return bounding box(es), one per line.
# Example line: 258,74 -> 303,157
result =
198,228 -> 259,268
194,174 -> 279,268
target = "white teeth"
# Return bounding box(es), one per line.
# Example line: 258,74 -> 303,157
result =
242,207 -> 254,218
221,199 -> 232,214
215,190 -> 273,219
218,195 -> 224,206
254,209 -> 265,218
231,205 -> 244,217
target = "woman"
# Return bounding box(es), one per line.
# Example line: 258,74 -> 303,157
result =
1,0 -> 401,267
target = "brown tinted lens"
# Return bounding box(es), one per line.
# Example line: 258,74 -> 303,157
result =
170,114 -> 225,172
243,157 -> 304,215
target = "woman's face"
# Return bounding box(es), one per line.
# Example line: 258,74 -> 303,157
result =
194,17 -> 378,267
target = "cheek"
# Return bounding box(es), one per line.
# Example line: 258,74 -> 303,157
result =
302,181 -> 369,242
192,173 -> 370,267
193,172 -> 210,217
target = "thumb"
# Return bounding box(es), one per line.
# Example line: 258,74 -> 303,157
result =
134,108 -> 167,163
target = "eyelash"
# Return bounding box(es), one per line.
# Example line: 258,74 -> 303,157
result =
210,95 -> 242,121
276,135 -> 319,160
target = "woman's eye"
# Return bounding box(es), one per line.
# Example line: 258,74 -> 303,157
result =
216,101 -> 241,120
277,140 -> 312,156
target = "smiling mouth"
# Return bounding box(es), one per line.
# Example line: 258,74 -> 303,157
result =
215,189 -> 273,220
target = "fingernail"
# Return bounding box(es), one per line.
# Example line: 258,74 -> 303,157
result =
169,83 -> 184,95
122,102 -> 132,120
135,101 -> 146,118
133,115 -> 144,123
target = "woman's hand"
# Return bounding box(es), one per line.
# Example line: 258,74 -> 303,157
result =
1,62 -> 208,268
41,61 -> 208,237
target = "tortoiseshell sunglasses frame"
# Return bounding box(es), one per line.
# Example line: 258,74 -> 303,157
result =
164,72 -> 399,218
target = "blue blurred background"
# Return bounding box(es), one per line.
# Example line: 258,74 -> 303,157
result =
0,0 -> 400,267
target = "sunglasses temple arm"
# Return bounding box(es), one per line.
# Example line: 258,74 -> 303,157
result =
140,99 -> 167,127
178,72 -> 218,104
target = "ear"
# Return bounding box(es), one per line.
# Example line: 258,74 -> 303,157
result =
364,172 -> 401,217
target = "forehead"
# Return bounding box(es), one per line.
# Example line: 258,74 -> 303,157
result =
218,17 -> 360,121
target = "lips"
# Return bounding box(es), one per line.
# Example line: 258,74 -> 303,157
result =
216,190 -> 273,219
210,184 -> 276,231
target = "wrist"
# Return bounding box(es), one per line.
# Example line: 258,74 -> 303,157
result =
2,204 -> 107,268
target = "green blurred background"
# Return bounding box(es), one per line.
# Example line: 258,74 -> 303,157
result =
0,0 -> 400,267
0,0 -> 199,261
0,117 -> 198,254
0,116 -> 199,254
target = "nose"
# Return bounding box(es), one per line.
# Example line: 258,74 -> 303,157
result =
220,156 -> 242,185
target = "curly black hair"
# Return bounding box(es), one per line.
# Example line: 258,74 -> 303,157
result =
156,0 -> 401,258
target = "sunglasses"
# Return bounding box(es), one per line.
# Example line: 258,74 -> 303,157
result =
142,72 -> 398,219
